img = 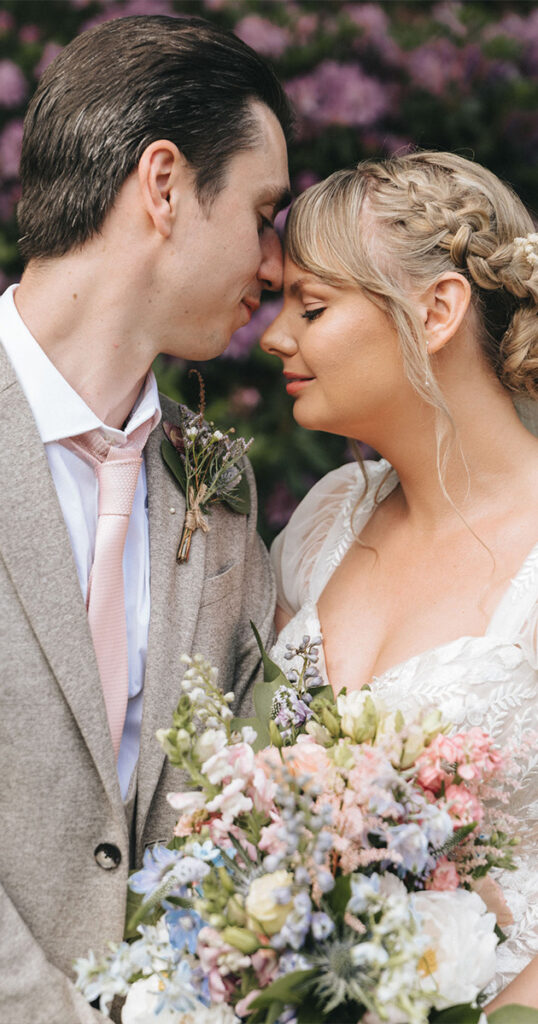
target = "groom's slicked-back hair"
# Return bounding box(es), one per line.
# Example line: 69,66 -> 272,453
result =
18,14 -> 293,262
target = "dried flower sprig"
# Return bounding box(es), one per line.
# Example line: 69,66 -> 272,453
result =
162,373 -> 253,562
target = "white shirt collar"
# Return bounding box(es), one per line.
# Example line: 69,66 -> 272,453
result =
0,284 -> 161,443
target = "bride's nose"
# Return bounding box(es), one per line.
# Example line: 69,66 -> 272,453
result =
260,309 -> 297,359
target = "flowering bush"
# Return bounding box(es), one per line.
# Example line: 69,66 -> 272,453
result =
1,0 -> 536,540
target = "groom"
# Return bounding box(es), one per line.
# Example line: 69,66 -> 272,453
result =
0,15 -> 291,1023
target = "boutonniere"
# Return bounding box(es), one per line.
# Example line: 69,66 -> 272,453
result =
161,374 -> 252,563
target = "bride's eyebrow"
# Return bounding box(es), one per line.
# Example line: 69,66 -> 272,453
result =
289,277 -> 327,297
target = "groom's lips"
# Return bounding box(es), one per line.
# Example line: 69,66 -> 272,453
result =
240,297 -> 260,324
283,371 -> 315,395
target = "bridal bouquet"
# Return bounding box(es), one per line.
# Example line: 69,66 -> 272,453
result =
76,633 -> 530,1024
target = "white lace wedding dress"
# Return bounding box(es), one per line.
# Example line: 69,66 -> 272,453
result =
270,459 -> 538,995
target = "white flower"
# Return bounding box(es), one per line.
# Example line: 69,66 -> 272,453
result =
337,689 -> 377,742
212,430 -> 224,441
246,870 -> 294,935
413,889 -> 498,1009
167,791 -> 206,815
177,1006 -> 240,1024
194,728 -> 228,763
122,976 -> 182,1023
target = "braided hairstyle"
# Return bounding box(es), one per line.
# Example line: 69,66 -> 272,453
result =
286,151 -> 538,405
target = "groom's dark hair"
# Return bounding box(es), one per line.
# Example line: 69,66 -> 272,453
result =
17,15 -> 293,262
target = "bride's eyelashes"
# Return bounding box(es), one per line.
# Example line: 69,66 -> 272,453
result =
301,307 -> 326,322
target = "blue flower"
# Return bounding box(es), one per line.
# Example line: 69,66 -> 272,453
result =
189,840 -> 225,867
387,823 -> 430,875
129,846 -> 184,898
165,907 -> 205,955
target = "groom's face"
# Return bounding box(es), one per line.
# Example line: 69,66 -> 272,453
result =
162,103 -> 290,361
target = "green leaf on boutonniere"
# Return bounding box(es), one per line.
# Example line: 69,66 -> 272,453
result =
161,436 -> 187,492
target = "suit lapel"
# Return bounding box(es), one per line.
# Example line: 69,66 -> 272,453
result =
136,404 -> 207,838
0,348 -> 123,818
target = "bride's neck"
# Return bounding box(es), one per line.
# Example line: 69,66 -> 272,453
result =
366,372 -> 537,532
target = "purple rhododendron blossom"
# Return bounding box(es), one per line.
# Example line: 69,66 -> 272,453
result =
433,2 -> 467,38
286,61 -> 389,133
0,61 -> 27,108
347,4 -> 402,66
19,25 -> 41,45
0,120 -> 23,180
224,297 -> 282,360
406,39 -> 483,96
0,12 -> 15,34
235,15 -> 291,59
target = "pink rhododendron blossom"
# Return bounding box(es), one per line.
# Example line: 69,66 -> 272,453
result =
235,15 -> 291,58
427,856 -> 460,891
0,61 -> 27,108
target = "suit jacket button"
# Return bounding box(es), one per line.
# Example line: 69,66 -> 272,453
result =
94,843 -> 122,870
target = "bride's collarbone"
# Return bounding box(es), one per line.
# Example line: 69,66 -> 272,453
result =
316,527 -> 534,689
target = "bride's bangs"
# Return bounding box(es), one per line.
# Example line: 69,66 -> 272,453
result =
285,170 -> 369,288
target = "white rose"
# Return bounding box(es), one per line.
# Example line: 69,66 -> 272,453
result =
177,1007 -> 240,1024
246,870 -> 293,935
413,889 -> 498,1009
122,977 -> 182,1024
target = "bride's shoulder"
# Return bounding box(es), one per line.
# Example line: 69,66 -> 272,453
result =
270,459 -> 391,616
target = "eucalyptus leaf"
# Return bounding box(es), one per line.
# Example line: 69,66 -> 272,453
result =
161,437 -> 187,493
488,1007 -> 538,1023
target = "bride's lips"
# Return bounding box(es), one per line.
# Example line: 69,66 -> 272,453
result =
283,371 -> 315,395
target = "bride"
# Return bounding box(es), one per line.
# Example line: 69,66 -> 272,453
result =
261,151 -> 538,1012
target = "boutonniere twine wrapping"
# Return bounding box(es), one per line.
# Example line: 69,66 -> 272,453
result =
161,377 -> 252,562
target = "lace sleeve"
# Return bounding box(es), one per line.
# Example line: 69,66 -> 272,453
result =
270,463 -> 362,616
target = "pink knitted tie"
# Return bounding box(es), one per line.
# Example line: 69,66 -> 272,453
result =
63,416 -> 157,758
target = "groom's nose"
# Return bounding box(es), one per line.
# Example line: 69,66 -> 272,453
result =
257,228 -> 284,292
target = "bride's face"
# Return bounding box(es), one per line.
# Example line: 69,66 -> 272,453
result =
261,257 -> 409,438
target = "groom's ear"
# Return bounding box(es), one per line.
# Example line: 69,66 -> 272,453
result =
137,140 -> 191,238
417,273 -> 472,354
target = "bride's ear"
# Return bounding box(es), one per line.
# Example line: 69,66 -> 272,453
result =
417,273 -> 472,354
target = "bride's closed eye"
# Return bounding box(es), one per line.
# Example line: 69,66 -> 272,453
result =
301,307 -> 326,322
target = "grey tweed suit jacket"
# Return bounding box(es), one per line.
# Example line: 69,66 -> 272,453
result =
0,344 -> 275,1023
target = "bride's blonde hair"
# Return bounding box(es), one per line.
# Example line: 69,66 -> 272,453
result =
286,152 -> 538,418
